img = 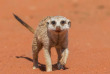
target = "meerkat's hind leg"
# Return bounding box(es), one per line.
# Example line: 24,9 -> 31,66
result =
56,48 -> 64,70
58,48 -> 69,70
32,38 -> 42,69
55,47 -> 61,63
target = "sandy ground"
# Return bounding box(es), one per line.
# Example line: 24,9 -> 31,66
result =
0,0 -> 110,74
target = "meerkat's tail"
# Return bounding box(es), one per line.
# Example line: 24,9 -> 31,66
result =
13,13 -> 35,34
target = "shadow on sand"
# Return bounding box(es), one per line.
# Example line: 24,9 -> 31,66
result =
16,56 -> 68,71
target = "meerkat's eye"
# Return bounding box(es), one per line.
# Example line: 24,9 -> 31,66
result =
60,20 -> 66,25
51,21 -> 56,26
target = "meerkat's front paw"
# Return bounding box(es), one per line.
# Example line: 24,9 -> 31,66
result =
46,68 -> 52,72
33,66 -> 39,69
57,62 -> 65,70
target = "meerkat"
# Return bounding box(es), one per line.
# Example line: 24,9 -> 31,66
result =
13,14 -> 71,72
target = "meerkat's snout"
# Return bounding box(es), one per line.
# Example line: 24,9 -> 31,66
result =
56,26 -> 61,32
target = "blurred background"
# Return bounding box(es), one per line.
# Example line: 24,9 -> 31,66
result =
0,0 -> 110,74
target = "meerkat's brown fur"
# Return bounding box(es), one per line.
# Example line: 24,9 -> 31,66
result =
13,14 -> 70,72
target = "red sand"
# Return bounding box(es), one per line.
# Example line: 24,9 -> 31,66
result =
0,0 -> 110,74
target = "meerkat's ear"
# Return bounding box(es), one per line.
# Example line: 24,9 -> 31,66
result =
46,22 -> 49,27
46,22 -> 49,25
68,21 -> 71,28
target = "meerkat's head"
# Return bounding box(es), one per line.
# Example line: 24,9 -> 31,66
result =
46,16 -> 71,32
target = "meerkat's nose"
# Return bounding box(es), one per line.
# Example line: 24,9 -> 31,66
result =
55,26 -> 61,32
56,26 -> 61,31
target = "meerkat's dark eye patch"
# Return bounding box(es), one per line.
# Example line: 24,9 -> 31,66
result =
60,20 -> 66,26
51,21 -> 56,26
68,21 -> 71,27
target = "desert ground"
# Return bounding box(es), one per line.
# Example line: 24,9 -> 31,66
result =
0,0 -> 110,74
